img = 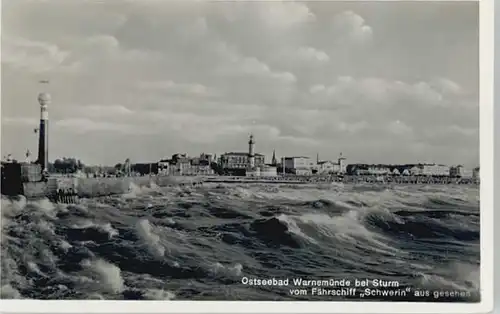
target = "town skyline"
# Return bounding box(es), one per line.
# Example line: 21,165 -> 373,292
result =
1,1 -> 479,167
6,138 -> 479,170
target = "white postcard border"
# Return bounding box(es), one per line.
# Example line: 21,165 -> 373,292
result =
0,0 -> 494,313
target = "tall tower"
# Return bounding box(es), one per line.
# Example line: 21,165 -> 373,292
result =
37,92 -> 51,172
271,149 -> 277,166
248,134 -> 255,169
338,152 -> 346,173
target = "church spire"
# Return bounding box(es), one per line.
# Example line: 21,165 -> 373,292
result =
271,149 -> 277,166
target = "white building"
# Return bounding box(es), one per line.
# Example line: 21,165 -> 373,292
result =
315,154 -> 347,175
246,168 -> 260,177
367,165 -> 391,175
410,166 -> 422,176
295,168 -> 313,176
450,165 -> 473,177
461,169 -> 473,178
317,161 -> 339,174
283,157 -> 315,175
338,157 -> 347,173
284,156 -> 314,169
220,152 -> 265,169
158,154 -> 214,176
246,165 -> 278,177
449,165 -> 464,177
158,159 -> 170,174
473,167 -> 480,179
410,164 -> 450,176
260,165 -> 277,177
422,164 -> 450,176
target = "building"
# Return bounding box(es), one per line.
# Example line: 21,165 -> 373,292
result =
260,165 -> 277,177
410,164 -> 450,176
338,155 -> 347,174
347,164 -> 391,176
449,165 -> 475,178
367,165 -> 391,175
461,168 -> 473,178
473,167 -> 480,179
450,166 -> 473,178
317,161 -> 338,174
159,153 -> 214,176
220,152 -> 265,169
158,159 -> 170,174
199,153 -> 213,164
283,156 -> 315,175
246,168 -> 260,177
450,165 -> 464,177
422,164 -> 450,176
409,165 -> 423,176
316,154 -> 347,175
294,168 -> 312,176
246,165 -> 278,177
221,152 -> 248,169
348,164 -> 416,176
220,135 -> 265,176
284,156 -> 314,170
271,150 -> 277,166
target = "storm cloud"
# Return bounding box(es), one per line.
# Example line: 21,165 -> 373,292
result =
1,0 -> 479,167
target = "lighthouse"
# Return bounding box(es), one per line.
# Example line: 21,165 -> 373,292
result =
248,134 -> 255,169
37,92 -> 51,172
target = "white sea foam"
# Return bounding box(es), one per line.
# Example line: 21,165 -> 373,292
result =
417,272 -> 470,291
1,196 -> 27,218
276,214 -> 318,244
27,261 -> 45,276
0,284 -> 22,299
143,289 -> 176,300
71,220 -> 119,238
209,262 -> 243,277
291,209 -> 402,256
59,240 -> 72,251
136,219 -> 166,258
164,218 -> 176,226
33,198 -> 57,218
67,203 -> 89,213
87,293 -> 105,300
81,259 -> 125,294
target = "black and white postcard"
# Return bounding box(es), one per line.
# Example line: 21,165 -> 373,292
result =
0,0 -> 494,313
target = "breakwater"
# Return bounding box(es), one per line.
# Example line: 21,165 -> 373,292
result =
21,175 -> 204,200
18,174 -> 478,202
75,175 -> 203,197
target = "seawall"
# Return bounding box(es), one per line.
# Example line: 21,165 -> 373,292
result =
76,175 -> 203,197
204,175 -> 479,185
19,173 -> 479,200
22,175 -> 204,199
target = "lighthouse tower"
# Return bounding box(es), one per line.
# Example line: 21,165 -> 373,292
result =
248,134 -> 255,169
37,92 -> 51,172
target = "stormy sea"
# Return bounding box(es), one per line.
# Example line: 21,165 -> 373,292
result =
0,183 -> 480,302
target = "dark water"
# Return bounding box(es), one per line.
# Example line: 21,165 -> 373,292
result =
1,183 -> 480,301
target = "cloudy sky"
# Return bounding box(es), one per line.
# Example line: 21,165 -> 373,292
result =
1,0 -> 479,167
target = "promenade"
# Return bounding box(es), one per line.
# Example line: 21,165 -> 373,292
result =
203,175 -> 479,185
